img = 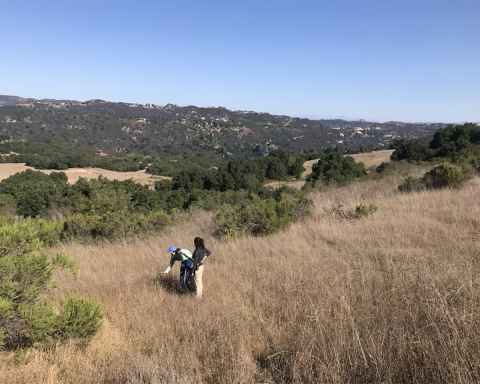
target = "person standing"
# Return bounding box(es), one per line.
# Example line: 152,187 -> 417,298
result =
191,237 -> 211,299
161,245 -> 194,291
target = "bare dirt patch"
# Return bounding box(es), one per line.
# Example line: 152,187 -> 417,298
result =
0,163 -> 34,179
301,159 -> 320,178
0,164 -> 170,187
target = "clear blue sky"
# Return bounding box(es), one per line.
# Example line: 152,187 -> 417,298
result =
1,0 -> 479,123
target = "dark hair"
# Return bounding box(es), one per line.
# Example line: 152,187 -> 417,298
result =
194,237 -> 205,250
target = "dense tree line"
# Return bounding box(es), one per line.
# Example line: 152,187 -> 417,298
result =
0,141 -> 148,172
0,149 -> 309,239
390,123 -> 480,192
390,123 -> 480,171
153,149 -> 305,194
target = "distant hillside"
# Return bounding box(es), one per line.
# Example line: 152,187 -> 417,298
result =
0,95 -> 80,106
0,95 -> 446,159
0,95 -> 32,106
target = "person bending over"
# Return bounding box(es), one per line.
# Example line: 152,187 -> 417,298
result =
162,245 -> 194,291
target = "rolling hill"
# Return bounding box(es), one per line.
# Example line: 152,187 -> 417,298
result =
0,95 -> 445,160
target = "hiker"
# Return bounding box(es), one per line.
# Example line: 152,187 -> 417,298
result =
161,246 -> 194,291
191,237 -> 211,299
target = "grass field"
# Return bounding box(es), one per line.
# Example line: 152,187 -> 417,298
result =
0,163 -> 170,187
1,165 -> 479,383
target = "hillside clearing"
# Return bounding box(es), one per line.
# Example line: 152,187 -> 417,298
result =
264,149 -> 395,189
0,163 -> 170,187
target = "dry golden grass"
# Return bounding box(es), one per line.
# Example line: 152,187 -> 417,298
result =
349,150 -> 395,170
262,180 -> 305,190
1,172 -> 479,383
0,163 -> 170,187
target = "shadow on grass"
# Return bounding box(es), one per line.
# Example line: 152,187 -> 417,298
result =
149,273 -> 190,296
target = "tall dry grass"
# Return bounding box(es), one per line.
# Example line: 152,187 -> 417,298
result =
1,173 -> 479,383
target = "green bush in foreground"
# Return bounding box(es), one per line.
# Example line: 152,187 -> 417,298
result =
0,221 -> 103,352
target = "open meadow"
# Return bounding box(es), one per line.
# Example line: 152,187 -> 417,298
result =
0,163 -> 169,187
1,166 -> 479,384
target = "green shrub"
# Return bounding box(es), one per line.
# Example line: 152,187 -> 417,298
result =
398,175 -> 425,193
215,190 -> 312,238
355,203 -> 378,217
399,162 -> 466,193
240,195 -> 285,236
331,203 -> 346,218
140,211 -> 172,234
18,301 -> 58,344
0,214 -> 17,228
376,162 -> 388,173
63,213 -> 126,239
422,162 -> 466,189
24,217 -> 63,247
13,348 -> 32,365
0,220 -> 44,257
0,217 -> 63,252
0,221 -> 103,352
63,210 -> 173,239
62,214 -> 95,239
0,194 -> 17,214
454,145 -> 480,173
330,203 -> 378,219
214,204 -> 240,239
57,295 -> 104,350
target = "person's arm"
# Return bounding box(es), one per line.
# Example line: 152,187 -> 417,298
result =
192,249 -> 200,273
201,248 -> 211,263
162,256 -> 175,275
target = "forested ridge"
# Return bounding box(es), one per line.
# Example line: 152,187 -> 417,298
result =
0,95 -> 445,160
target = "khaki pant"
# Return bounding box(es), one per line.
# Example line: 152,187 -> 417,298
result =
194,265 -> 204,299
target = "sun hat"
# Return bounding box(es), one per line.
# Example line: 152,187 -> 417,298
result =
168,246 -> 177,254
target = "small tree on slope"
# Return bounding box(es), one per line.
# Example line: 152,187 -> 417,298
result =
0,220 -> 103,351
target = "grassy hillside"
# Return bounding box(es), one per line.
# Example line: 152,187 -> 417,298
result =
1,168 -> 478,383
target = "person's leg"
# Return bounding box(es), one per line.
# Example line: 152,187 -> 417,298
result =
179,261 -> 188,290
186,259 -> 194,293
194,265 -> 204,299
